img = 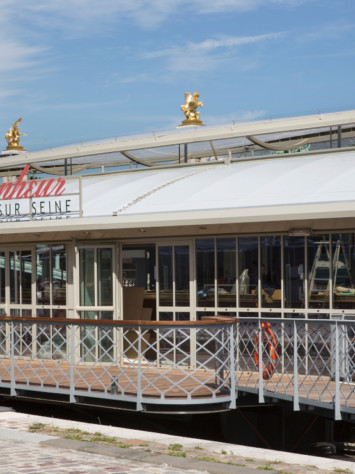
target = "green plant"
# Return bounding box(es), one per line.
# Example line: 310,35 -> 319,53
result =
29,423 -> 46,432
221,449 -> 227,455
257,463 -> 274,471
169,443 -> 183,451
64,434 -> 84,441
194,456 -> 221,463
115,441 -> 132,448
168,451 -> 186,457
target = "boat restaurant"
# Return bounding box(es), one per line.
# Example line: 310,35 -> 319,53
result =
0,107 -> 354,418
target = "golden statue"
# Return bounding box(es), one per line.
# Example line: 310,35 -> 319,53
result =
179,91 -> 204,126
5,118 -> 27,151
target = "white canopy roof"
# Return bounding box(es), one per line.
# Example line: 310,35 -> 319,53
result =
80,149 -> 355,218
1,148 -> 355,235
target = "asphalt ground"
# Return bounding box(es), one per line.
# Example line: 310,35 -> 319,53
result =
0,409 -> 353,474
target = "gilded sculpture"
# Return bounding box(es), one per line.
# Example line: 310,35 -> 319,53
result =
179,91 -> 204,126
5,118 -> 27,151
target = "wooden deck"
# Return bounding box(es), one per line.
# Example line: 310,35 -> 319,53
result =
0,359 -> 353,412
237,373 -> 355,409
0,359 -> 227,400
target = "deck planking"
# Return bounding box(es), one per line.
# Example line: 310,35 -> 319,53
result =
0,359 -> 353,409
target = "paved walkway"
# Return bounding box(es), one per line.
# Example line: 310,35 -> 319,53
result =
0,409 -> 353,473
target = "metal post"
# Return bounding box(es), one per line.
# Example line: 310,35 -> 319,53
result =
330,127 -> 333,148
10,322 -> 16,396
229,324 -> 236,408
69,324 -> 76,403
293,320 -> 300,411
334,322 -> 341,420
337,126 -> 342,148
136,327 -> 143,411
258,320 -> 264,403
184,144 -> 188,163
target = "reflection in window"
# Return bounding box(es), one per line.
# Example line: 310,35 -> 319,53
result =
122,244 -> 156,320
332,233 -> 355,309
308,235 -> 330,308
79,249 -> 95,306
238,237 -> 258,308
36,245 -> 67,308
196,239 -> 215,307
10,251 -> 32,305
98,248 -> 113,306
175,246 -> 190,307
158,246 -> 173,306
217,238 -> 236,308
261,236 -> 281,307
284,237 -> 305,308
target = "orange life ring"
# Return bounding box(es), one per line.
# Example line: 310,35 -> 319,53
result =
254,322 -> 277,380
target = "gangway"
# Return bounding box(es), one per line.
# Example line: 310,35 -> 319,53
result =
0,316 -> 353,421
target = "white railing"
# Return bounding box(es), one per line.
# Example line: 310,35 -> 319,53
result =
236,317 -> 355,420
0,316 -> 353,418
0,316 -> 237,412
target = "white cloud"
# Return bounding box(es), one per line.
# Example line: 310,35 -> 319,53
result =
0,39 -> 46,72
144,33 -> 284,73
0,0 -> 310,31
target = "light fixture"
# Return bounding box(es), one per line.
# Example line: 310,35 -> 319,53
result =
138,228 -> 146,233
288,229 -> 311,237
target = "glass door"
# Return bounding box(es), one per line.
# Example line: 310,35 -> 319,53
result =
76,245 -> 116,362
8,248 -> 34,356
157,242 -> 194,366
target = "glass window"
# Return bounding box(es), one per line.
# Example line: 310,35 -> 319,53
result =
284,236 -> 305,308
35,244 -> 67,316
332,233 -> 355,309
260,236 -> 281,308
308,234 -> 330,309
196,239 -> 215,307
79,248 -> 113,308
122,244 -> 156,320
36,245 -> 50,305
98,248 -> 113,306
217,238 -> 236,308
52,245 -> 66,305
158,246 -> 173,306
175,246 -> 190,307
238,237 -> 258,308
10,251 -> 32,305
79,248 -> 95,306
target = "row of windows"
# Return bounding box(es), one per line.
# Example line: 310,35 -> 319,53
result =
1,233 -> 355,317
196,234 -> 355,310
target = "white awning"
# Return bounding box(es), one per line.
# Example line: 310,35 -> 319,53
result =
0,149 -> 355,234
81,149 -> 355,218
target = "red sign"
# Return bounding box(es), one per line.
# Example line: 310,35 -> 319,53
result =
0,165 -> 66,200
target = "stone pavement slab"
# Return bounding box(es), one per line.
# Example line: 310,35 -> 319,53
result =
0,410 -> 353,473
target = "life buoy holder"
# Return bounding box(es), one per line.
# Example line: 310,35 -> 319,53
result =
254,322 -> 277,380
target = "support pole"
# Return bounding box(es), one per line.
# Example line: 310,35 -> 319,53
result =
338,126 -> 342,148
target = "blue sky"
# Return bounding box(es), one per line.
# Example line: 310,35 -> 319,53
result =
1,0 -> 355,151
